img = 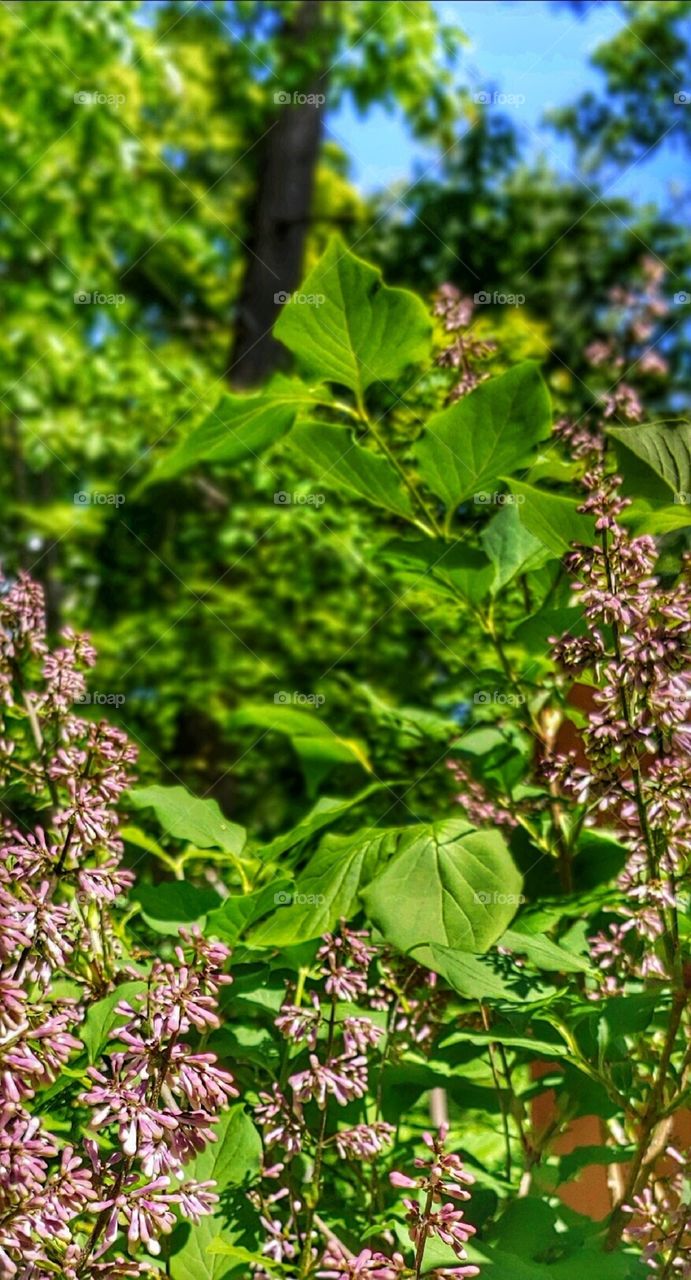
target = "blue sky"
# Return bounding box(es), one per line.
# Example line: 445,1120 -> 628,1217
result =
329,0 -> 681,208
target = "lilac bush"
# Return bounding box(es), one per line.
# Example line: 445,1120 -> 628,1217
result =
0,576 -> 482,1278
3,239 -> 691,1278
0,575 -> 236,1277
250,927 -> 478,1279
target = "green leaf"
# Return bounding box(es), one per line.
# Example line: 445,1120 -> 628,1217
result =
450,724 -> 531,795
145,379 -> 309,485
361,818 -> 523,954
206,1242 -> 286,1273
464,1242 -> 556,1279
490,1198 -> 561,1262
169,1106 -> 262,1280
451,726 -> 519,757
500,927 -> 590,973
622,498 -> 691,535
120,825 -> 168,861
294,738 -> 370,798
195,1105 -> 261,1189
126,784 -> 246,854
250,827 -> 398,945
80,980 -> 147,1064
547,1249 -> 644,1280
574,830 -> 629,889
511,606 -> 587,654
468,1239 -> 644,1279
261,785 -> 386,859
548,1250 -> 645,1279
274,235 -> 432,395
420,943 -> 524,1001
231,703 -> 332,736
558,1144 -> 637,1183
594,992 -> 659,1040
205,881 -> 293,944
289,422 -> 415,519
357,694 -> 456,744
229,703 -> 371,774
526,453 -> 582,486
442,1024 -> 568,1055
413,363 -> 551,510
379,537 -> 494,604
506,480 -> 596,555
480,501 -> 552,594
607,420 -> 691,505
132,882 -> 222,935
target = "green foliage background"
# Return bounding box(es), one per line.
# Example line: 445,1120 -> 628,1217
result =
1,0 -> 688,836
3,2 -> 691,1273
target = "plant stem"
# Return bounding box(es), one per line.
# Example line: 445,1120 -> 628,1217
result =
659,1213 -> 689,1280
479,1003 -> 513,1181
605,989 -> 687,1250
485,614 -> 574,889
414,1187 -> 434,1280
355,393 -> 443,538
298,997 -> 337,1277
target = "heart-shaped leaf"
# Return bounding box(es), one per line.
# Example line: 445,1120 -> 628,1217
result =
361,818 -> 523,954
275,235 -> 432,396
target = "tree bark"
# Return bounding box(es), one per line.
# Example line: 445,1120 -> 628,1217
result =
227,0 -> 330,388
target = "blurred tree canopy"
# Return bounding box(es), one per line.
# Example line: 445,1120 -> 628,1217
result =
1,0 -> 688,835
551,0 -> 691,166
360,108 -> 690,416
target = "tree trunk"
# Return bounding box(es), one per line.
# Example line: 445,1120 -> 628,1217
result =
227,0 -> 330,388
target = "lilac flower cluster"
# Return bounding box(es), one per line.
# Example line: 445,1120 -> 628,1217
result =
547,291 -> 691,1257
315,1124 -> 480,1280
432,285 -> 497,402
251,923 -> 478,1278
317,1247 -> 405,1278
445,760 -> 517,833
251,926 -> 390,1272
78,932 -> 237,1241
548,469 -> 691,989
584,256 -> 669,423
553,415 -> 605,463
369,955 -> 449,1056
623,1145 -> 691,1275
0,574 -> 238,1276
389,1124 -> 479,1279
